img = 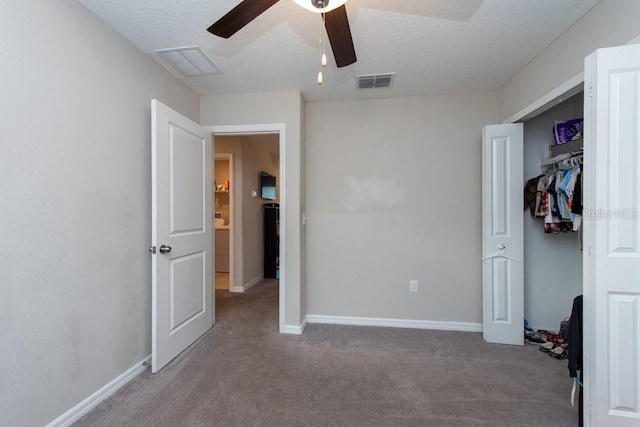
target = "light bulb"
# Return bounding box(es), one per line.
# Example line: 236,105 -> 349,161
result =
317,71 -> 323,85
321,53 -> 327,67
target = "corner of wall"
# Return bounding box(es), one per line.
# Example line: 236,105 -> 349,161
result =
497,0 -> 640,122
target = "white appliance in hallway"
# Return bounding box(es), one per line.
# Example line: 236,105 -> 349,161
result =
215,213 -> 230,273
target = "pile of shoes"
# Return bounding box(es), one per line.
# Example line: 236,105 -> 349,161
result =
524,321 -> 569,359
524,328 -> 547,344
538,332 -> 568,359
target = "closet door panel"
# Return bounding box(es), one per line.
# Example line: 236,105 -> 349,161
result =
491,137 -> 509,236
586,43 -> 640,426
481,124 -> 524,345
491,257 -> 510,322
606,69 -> 640,254
608,293 -> 639,413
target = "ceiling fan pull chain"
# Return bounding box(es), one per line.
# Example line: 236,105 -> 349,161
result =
317,10 -> 324,85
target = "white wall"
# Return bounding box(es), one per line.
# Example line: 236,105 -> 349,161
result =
498,0 -> 640,122
244,134 -> 280,204
201,92 -> 306,328
0,1 -> 199,425
523,93 -> 584,331
305,92 -> 498,324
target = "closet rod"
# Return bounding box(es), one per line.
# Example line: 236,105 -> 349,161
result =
541,150 -> 583,174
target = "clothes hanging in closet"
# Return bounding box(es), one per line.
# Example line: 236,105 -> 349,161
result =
527,165 -> 582,234
524,175 -> 544,215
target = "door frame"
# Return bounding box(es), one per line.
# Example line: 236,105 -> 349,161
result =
214,153 -> 234,291
503,75 -> 590,423
207,124 -> 286,334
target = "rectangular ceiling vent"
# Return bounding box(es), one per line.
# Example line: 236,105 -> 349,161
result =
155,46 -> 220,77
356,73 -> 396,89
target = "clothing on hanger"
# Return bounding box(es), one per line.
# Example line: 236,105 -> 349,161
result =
524,175 -> 543,215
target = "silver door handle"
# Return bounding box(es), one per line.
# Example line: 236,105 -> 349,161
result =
159,245 -> 172,254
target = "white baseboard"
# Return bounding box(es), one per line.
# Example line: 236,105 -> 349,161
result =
46,355 -> 151,427
284,316 -> 307,335
305,315 -> 482,332
229,274 -> 263,293
244,274 -> 263,291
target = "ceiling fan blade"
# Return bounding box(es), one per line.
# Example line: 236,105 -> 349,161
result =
208,0 -> 280,38
324,5 -> 357,68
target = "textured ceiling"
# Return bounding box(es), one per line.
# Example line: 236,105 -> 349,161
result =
77,0 -> 601,102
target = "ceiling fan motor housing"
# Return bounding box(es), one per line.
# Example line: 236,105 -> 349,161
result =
313,0 -> 329,9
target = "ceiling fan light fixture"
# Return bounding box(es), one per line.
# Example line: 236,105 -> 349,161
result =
292,0 -> 348,13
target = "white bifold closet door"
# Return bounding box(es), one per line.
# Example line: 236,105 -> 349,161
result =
584,43 -> 640,427
481,123 -> 524,346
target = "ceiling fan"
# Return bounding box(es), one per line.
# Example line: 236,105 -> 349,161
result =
207,0 -> 357,68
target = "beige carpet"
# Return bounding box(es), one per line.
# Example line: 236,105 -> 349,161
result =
74,279 -> 579,426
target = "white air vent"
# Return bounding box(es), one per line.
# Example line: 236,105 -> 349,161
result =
356,73 -> 396,89
155,46 -> 220,77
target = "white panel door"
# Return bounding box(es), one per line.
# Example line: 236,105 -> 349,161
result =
151,99 -> 213,373
584,44 -> 640,426
482,124 -> 524,345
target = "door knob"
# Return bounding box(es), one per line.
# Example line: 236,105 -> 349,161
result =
497,244 -> 505,250
159,245 -> 172,254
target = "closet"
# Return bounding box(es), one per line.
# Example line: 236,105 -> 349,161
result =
522,91 -> 584,333
484,44 -> 640,426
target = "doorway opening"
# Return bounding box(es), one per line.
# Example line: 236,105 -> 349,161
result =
522,91 -> 584,350
214,153 -> 233,291
210,125 -> 285,333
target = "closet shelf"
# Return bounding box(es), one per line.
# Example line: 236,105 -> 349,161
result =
549,139 -> 583,157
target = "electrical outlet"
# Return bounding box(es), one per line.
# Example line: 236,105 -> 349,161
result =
409,280 -> 418,293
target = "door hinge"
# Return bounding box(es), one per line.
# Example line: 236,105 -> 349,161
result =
589,85 -> 593,98
148,246 -> 157,254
